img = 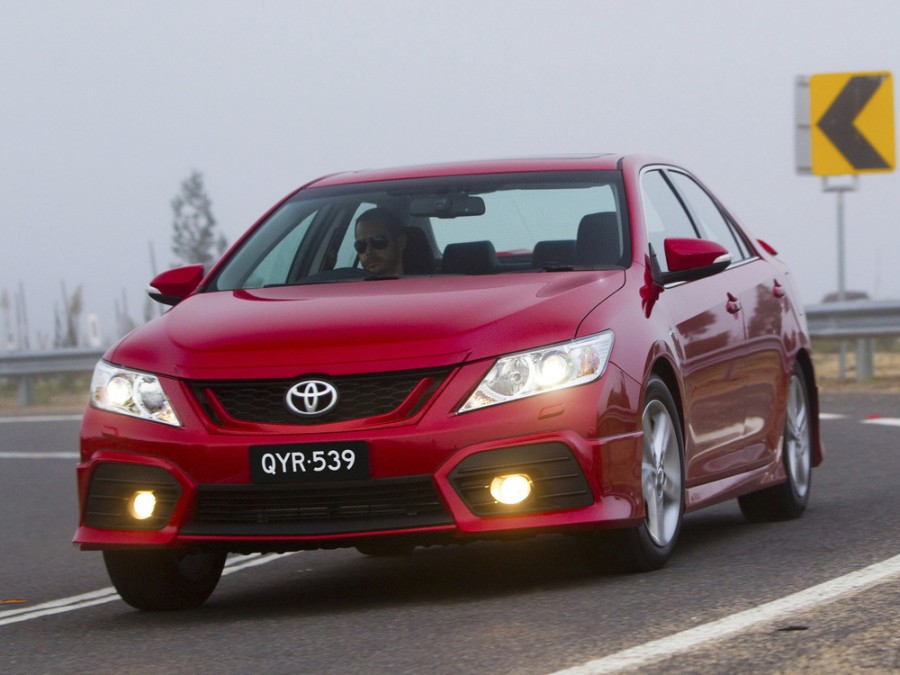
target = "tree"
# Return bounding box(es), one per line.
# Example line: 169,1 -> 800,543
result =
54,283 -> 82,348
170,170 -> 227,267
0,288 -> 11,351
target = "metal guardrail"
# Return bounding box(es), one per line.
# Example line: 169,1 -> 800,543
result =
0,348 -> 105,377
2,300 -> 899,405
804,299 -> 900,382
0,348 -> 104,407
804,299 -> 900,339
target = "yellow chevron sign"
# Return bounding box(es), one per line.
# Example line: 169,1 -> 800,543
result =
810,72 -> 894,176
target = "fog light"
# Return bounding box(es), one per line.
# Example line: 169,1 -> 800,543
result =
128,491 -> 157,520
490,474 -> 533,505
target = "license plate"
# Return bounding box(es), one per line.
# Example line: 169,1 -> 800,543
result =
249,442 -> 369,483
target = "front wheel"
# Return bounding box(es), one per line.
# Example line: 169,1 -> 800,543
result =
103,549 -> 227,611
738,363 -> 812,522
582,376 -> 685,573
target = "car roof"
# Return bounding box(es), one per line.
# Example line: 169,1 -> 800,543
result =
306,153 -> 628,187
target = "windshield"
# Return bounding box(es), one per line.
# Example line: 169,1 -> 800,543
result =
211,170 -> 629,290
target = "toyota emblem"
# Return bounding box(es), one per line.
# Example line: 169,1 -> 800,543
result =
285,379 -> 339,417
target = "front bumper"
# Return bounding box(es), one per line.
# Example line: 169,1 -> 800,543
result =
74,366 -> 644,551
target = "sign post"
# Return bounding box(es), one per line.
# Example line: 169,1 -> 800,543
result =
796,71 -> 895,380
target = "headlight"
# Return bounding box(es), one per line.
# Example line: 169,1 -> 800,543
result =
90,361 -> 181,427
459,331 -> 614,413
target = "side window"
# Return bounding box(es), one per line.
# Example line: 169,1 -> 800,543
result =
215,202 -> 317,290
640,170 -> 696,272
244,221 -> 309,288
667,172 -> 747,261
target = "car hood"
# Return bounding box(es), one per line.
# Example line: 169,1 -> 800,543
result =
109,272 -> 625,379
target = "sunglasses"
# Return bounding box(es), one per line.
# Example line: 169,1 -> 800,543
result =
353,236 -> 391,253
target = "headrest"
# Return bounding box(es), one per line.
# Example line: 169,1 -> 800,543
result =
442,240 -> 498,275
577,212 -> 622,266
402,226 -> 436,274
532,240 -> 577,268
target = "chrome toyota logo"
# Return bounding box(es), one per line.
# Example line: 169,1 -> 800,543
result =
285,380 -> 339,417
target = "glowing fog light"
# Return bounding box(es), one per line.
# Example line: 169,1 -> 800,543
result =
128,491 -> 157,520
490,474 -> 533,505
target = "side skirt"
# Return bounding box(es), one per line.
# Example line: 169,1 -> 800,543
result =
684,455 -> 786,513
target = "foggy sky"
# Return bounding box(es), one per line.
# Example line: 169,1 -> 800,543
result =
2,0 -> 900,348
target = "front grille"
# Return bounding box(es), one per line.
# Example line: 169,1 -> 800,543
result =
84,463 -> 182,530
449,442 -> 594,516
182,475 -> 454,536
192,368 -> 449,425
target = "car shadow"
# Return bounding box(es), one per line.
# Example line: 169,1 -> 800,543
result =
675,504 -> 753,557
93,509 -> 780,624
206,535 -> 603,617
80,499 -> 815,627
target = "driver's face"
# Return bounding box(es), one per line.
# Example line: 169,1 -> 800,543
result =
355,220 -> 405,275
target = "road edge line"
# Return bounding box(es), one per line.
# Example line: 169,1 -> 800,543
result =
550,553 -> 900,674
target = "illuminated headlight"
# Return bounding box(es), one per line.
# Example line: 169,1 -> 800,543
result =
459,331 -> 613,413
90,361 -> 181,426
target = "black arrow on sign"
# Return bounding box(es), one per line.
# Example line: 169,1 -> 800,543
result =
817,75 -> 890,170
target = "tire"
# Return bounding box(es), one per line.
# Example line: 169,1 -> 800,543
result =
582,376 -> 685,573
738,363 -> 812,522
103,549 -> 227,611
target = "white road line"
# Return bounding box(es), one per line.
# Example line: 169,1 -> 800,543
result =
0,415 -> 82,423
0,452 -> 79,459
550,553 -> 900,675
0,552 -> 295,626
818,413 -> 845,420
862,417 -> 900,427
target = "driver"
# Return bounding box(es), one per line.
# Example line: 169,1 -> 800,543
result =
354,207 -> 406,276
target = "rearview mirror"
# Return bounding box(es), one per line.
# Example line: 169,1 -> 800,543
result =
408,195 -> 486,218
147,264 -> 205,306
653,238 -> 731,285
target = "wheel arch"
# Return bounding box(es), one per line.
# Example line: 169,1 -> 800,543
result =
647,356 -> 685,439
793,347 -> 824,467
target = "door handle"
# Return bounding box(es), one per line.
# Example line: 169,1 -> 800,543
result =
726,292 -> 742,314
773,280 -> 786,298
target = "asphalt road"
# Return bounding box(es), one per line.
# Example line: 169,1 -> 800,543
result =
1,391 -> 898,674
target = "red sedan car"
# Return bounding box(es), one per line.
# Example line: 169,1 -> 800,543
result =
75,154 -> 822,610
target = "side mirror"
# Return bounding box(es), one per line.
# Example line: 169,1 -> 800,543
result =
654,238 -> 731,285
147,264 -> 205,306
